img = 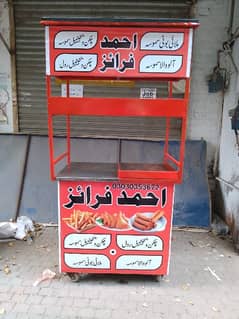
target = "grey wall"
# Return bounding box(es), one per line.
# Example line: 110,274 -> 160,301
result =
16,136 -> 210,228
188,0 -> 230,164
0,1 -> 14,133
0,135 -> 28,221
217,1 -> 239,248
0,0 -> 233,166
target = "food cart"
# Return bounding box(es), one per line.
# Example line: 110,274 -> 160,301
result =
41,18 -> 199,281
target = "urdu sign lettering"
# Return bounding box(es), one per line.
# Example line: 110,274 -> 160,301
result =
46,26 -> 193,78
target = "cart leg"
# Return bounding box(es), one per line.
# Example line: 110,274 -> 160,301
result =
155,275 -> 164,283
67,273 -> 81,282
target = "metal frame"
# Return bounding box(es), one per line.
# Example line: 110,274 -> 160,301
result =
43,18 -> 197,182
46,76 -> 190,182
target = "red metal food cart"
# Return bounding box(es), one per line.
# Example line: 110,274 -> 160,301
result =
41,18 -> 199,281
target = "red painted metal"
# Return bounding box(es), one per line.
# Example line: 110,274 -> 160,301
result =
46,77 -> 188,182
59,180 -> 175,275
43,24 -> 194,79
118,169 -> 179,181
40,19 -> 199,29
46,82 -> 188,181
47,96 -> 187,117
53,152 -> 68,165
66,115 -> 71,166
164,117 -> 170,164
43,21 -> 194,185
165,153 -> 180,167
177,78 -> 190,182
47,116 -> 55,180
42,19 -> 198,277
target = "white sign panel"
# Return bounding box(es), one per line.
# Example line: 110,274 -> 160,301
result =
54,31 -> 97,49
55,54 -> 97,72
61,84 -> 84,97
64,234 -> 111,249
116,255 -> 162,270
64,253 -> 110,269
140,55 -> 182,73
141,32 -> 184,51
117,235 -> 163,251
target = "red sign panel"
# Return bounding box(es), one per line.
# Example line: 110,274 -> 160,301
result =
59,180 -> 174,275
45,26 -> 193,78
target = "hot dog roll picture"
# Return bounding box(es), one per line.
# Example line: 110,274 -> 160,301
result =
132,220 -> 150,231
132,210 -> 164,231
134,216 -> 155,229
151,210 -> 164,223
135,213 -> 152,222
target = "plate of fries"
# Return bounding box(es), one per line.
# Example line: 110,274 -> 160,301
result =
95,211 -> 131,231
63,210 -> 98,233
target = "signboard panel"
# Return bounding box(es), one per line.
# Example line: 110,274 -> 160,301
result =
45,26 -> 193,78
59,180 -> 174,275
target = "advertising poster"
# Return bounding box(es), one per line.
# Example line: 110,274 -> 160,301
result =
45,26 -> 193,78
59,180 -> 174,275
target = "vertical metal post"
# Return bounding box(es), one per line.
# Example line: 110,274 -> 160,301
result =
169,80 -> 173,98
163,81 -> 173,164
178,78 -> 190,181
48,115 -> 55,180
66,79 -> 70,97
67,115 -> 71,165
164,118 -> 170,164
118,139 -> 122,173
47,76 -> 55,180
66,80 -> 71,165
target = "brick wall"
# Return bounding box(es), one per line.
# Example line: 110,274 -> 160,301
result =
189,0 -> 230,164
217,0 -> 239,248
0,0 -> 14,132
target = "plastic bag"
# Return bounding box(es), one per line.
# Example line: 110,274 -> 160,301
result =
0,222 -> 17,239
15,216 -> 35,240
33,269 -> 56,286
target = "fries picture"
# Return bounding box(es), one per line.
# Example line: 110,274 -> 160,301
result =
63,210 -> 99,232
63,210 -> 129,232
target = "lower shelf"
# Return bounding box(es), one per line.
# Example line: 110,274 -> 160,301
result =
118,162 -> 180,182
56,161 -> 181,183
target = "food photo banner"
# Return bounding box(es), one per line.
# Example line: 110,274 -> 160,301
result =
45,26 -> 193,78
59,181 -> 174,274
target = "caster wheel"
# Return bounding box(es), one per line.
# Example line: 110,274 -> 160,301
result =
155,275 -> 164,283
68,273 -> 81,282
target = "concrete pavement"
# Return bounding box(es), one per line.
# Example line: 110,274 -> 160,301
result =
0,227 -> 238,319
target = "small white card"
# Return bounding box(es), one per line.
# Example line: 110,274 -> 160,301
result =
61,84 -> 83,97
140,88 -> 157,99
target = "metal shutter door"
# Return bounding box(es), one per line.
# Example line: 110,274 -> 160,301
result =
14,0 -> 193,139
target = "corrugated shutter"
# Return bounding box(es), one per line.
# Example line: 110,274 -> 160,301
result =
13,0 -> 193,139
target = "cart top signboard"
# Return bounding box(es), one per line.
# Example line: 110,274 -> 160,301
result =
41,18 -> 199,79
